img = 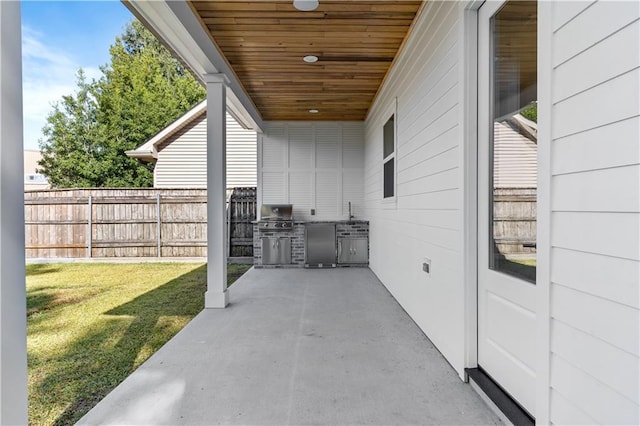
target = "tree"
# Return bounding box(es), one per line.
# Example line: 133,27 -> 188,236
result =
38,70 -> 107,188
38,20 -> 206,188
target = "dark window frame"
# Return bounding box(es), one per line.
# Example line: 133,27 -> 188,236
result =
383,114 -> 395,199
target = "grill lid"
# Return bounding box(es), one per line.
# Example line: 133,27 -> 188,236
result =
260,204 -> 293,221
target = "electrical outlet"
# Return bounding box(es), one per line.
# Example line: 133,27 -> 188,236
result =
422,258 -> 431,276
310,208 -> 316,215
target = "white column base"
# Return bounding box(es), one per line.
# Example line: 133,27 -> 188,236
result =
205,289 -> 229,308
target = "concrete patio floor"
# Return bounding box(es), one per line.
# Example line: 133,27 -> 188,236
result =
78,267 -> 501,425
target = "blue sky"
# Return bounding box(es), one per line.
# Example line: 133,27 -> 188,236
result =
22,1 -> 133,149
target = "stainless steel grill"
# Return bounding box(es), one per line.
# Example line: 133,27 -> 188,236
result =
258,204 -> 294,231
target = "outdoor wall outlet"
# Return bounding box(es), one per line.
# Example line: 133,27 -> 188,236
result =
422,258 -> 431,276
310,208 -> 316,215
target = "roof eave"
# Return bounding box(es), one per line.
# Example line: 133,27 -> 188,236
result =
125,150 -> 156,162
123,0 -> 264,132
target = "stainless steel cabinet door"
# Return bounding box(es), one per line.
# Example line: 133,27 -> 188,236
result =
305,224 -> 336,266
261,237 -> 291,265
349,238 -> 368,263
338,238 -> 368,264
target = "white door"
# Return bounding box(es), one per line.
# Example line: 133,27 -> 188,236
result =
477,0 -> 538,416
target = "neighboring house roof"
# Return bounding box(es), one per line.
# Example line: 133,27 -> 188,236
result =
126,100 -> 257,189
125,100 -> 207,161
493,114 -> 538,188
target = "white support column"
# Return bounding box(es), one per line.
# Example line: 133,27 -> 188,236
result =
0,1 -> 28,424
204,73 -> 229,308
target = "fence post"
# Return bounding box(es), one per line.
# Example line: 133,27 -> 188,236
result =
156,193 -> 162,257
86,195 -> 92,258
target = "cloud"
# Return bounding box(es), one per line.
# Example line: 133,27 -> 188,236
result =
21,26 -> 102,149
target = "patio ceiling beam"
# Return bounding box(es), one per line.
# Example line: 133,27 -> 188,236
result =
124,0 -> 264,132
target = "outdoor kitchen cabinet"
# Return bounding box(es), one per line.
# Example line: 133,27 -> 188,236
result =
261,237 -> 291,265
337,238 -> 368,264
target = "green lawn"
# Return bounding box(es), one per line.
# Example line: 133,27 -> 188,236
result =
26,262 -> 251,426
510,258 -> 536,267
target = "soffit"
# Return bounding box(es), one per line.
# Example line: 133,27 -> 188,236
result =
188,0 -> 423,121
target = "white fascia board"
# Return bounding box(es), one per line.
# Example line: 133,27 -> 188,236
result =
226,90 -> 262,132
124,149 -> 155,161
125,0 -> 264,132
127,100 -> 207,160
151,100 -> 205,150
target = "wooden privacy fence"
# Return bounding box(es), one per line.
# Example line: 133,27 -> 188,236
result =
25,188 -> 256,259
492,187 -> 537,257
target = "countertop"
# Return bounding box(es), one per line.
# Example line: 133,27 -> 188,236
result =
253,219 -> 369,225
298,220 -> 368,224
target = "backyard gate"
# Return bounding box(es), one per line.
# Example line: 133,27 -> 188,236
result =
227,187 -> 257,258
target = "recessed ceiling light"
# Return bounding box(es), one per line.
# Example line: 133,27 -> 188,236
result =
293,0 -> 319,11
309,109 -> 319,114
303,55 -> 318,63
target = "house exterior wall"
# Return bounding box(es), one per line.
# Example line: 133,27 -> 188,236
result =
23,149 -> 49,190
258,122 -> 364,221
364,0 -> 639,423
154,112 -> 256,188
544,1 -> 639,423
364,0 -> 467,377
155,114 -> 207,188
493,122 -> 537,188
227,113 -> 257,187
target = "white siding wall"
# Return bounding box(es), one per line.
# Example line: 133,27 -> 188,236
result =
227,114 -> 257,187
155,113 -> 256,188
364,1 -> 467,376
259,122 -> 364,221
155,114 -> 207,188
493,122 -> 537,188
546,1 -> 639,424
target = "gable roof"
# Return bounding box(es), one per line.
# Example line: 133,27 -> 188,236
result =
125,101 -> 206,161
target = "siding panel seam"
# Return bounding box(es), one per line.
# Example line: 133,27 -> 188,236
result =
553,114 -> 640,142
550,350 -> 639,406
552,1 -> 597,34
550,245 -> 640,263
552,281 -> 640,313
553,17 -> 640,69
552,162 -> 640,177
553,65 -> 640,105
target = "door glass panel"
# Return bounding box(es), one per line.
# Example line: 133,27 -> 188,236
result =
489,1 -> 537,283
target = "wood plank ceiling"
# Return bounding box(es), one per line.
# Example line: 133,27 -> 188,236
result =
188,1 -> 423,121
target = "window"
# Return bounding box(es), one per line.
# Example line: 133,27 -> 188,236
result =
383,114 -> 395,198
24,173 -> 48,184
488,1 -> 537,283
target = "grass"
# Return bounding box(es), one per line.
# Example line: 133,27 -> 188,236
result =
496,257 -> 536,282
26,262 -> 251,426
509,258 -> 536,267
